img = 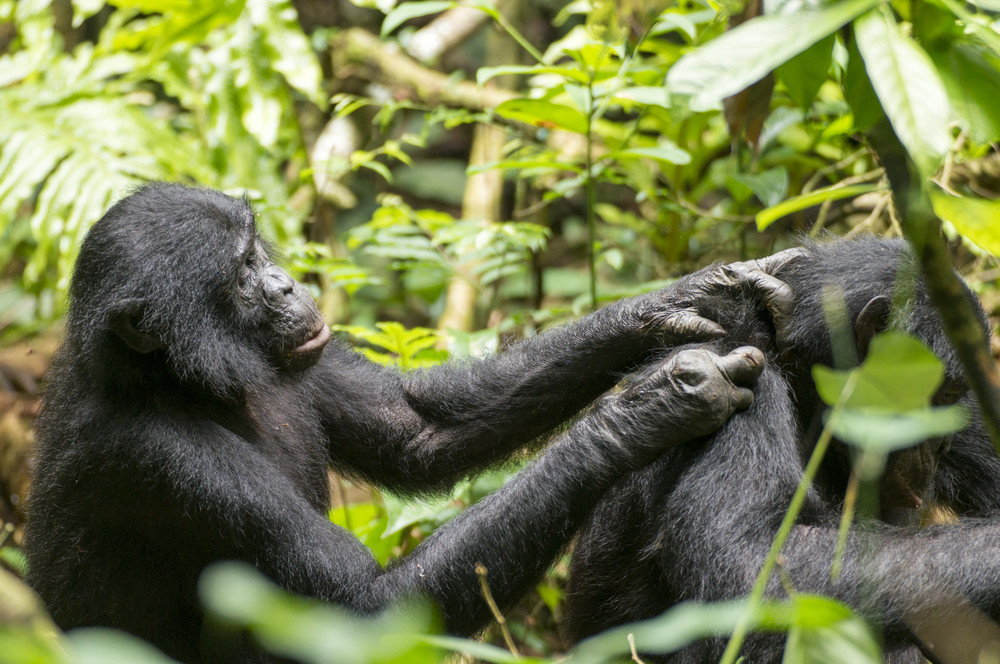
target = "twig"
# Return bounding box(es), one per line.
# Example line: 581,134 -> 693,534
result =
407,7 -> 489,63
844,192 -> 891,239
475,562 -> 520,657
628,633 -> 646,664
803,147 -> 870,194
332,28 -> 516,111
675,198 -> 756,224
0,522 -> 13,548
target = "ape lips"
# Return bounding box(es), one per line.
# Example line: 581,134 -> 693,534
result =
288,323 -> 332,362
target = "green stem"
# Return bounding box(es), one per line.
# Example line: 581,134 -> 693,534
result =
719,373 -> 858,664
585,79 -> 597,311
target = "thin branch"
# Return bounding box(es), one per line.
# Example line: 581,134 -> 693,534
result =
628,633 -> 647,664
475,562 -> 520,658
331,28 -> 516,111
868,120 -> 1000,453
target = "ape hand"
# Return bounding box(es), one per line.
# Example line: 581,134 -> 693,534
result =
626,247 -> 807,349
585,346 -> 765,470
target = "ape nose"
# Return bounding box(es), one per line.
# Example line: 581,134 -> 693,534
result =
264,266 -> 296,305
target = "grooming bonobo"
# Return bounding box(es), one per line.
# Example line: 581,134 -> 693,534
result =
566,237 -> 1000,663
25,183 -> 798,663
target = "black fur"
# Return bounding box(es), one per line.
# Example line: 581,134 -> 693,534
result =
25,183 -> 760,663
565,237 -> 1000,662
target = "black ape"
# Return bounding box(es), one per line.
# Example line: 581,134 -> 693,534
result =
565,237 -> 1000,663
25,183 -> 788,663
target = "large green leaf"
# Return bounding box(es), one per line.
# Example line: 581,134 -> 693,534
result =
756,184 -> 877,230
925,41 -> 1000,144
666,0 -> 879,111
775,34 -> 835,110
854,9 -> 951,176
824,406 -> 968,453
812,332 -> 968,452
783,596 -> 882,664
812,332 -> 944,412
930,190 -> 1000,256
495,98 -> 589,134
381,1 -> 453,37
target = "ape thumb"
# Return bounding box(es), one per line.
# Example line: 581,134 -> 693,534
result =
716,346 -> 765,387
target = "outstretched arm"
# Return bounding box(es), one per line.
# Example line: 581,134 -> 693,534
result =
311,252 -> 802,493
163,347 -> 764,637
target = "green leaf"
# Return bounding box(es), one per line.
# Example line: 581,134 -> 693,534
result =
843,31 -> 883,132
925,41 -> 1000,144
854,9 -> 951,176
729,168 -> 789,208
476,65 -> 587,86
69,630 -> 179,664
612,86 -> 671,107
666,0 -> 879,110
824,406 -> 968,453
775,34 -> 834,109
422,636 -> 536,664
613,144 -> 691,166
812,332 -> 945,412
930,190 -> 1000,256
783,596 -> 883,664
495,98 -> 589,134
381,1 -> 454,37
756,184 -> 877,230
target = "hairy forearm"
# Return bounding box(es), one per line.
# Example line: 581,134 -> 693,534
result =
402,300 -> 651,435
369,429 -> 618,635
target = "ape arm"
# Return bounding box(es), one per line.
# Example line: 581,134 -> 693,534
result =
311,303 -> 653,492
139,347 -> 762,634
312,255 -> 801,493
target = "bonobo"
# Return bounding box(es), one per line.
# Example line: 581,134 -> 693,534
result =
25,183 -> 794,663
565,237 -> 1000,662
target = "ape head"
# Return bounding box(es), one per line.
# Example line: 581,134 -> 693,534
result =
774,238 -> 980,522
688,237 -> 982,524
67,183 -> 330,397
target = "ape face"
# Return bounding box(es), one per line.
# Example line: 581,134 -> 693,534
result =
230,233 -> 330,372
68,183 -> 331,395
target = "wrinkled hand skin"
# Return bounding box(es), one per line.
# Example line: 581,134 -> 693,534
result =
627,247 -> 808,348
581,346 -> 765,470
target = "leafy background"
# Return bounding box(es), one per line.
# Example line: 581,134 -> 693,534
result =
2,0 -> 1000,661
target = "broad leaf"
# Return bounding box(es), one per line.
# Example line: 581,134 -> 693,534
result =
930,191 -> 1000,256
666,0 -> 878,110
824,406 -> 968,453
812,332 -> 944,412
613,144 -> 691,166
925,41 -> 1000,144
381,1 -> 453,37
495,98 -> 589,134
756,184 -> 877,230
854,9 -> 951,176
776,34 -> 834,110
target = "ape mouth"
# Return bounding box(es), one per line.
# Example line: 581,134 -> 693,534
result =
291,324 -> 331,357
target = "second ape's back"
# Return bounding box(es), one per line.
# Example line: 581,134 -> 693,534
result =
564,237 -> 1000,662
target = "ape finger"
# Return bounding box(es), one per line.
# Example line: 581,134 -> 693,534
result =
660,310 -> 726,341
753,246 -> 809,275
732,386 -> 755,410
721,260 -> 799,351
714,346 -> 765,387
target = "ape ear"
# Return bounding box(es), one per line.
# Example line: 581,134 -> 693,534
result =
855,295 -> 891,360
108,301 -> 163,354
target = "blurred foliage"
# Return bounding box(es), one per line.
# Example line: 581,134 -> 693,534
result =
3,0 -> 1000,661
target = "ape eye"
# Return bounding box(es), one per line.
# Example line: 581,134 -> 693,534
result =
933,384 -> 965,407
